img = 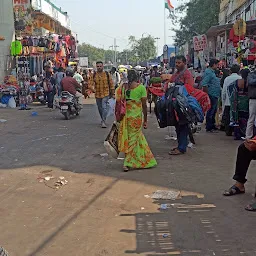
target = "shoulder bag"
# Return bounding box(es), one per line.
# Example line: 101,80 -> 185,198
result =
115,84 -> 127,122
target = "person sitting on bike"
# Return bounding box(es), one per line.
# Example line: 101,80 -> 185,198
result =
61,68 -> 84,106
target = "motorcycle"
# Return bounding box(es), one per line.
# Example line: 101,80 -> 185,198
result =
59,91 -> 81,120
35,84 -> 46,105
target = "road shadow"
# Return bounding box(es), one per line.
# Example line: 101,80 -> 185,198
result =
120,212 -> 180,255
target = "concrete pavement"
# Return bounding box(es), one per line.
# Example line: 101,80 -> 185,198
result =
0,101 -> 256,256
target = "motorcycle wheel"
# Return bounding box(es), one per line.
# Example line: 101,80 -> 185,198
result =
64,111 -> 71,120
40,100 -> 46,105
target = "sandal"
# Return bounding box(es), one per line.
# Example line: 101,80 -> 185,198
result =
245,202 -> 256,212
169,149 -> 184,155
223,185 -> 245,196
123,166 -> 130,172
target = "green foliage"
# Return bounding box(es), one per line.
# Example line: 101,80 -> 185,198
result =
78,43 -> 104,66
170,0 -> 221,46
78,34 -> 157,66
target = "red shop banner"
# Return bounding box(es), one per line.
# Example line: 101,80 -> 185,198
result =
193,34 -> 208,51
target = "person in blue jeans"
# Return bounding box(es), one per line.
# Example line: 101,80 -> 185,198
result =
201,59 -> 221,132
175,124 -> 189,154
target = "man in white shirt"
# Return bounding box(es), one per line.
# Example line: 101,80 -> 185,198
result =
110,67 -> 121,89
73,67 -> 84,86
222,64 -> 241,135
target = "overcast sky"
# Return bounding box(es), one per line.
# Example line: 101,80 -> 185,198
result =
53,0 -> 179,54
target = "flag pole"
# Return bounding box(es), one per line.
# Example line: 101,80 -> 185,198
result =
164,1 -> 166,45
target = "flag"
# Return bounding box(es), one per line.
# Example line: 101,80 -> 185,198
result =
165,0 -> 174,13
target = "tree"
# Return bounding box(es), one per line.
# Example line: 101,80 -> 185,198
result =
78,43 -> 105,66
78,34 -> 157,67
127,35 -> 157,64
170,0 -> 220,46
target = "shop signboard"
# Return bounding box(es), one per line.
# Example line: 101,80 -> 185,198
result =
38,0 -> 71,30
79,57 -> 89,67
193,34 -> 208,52
13,0 -> 33,33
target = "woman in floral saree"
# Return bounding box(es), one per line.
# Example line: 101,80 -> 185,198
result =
115,70 -> 157,172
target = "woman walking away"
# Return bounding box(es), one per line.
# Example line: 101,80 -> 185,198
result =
115,69 -> 157,172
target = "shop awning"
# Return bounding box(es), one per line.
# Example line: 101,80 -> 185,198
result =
206,23 -> 233,37
207,20 -> 256,37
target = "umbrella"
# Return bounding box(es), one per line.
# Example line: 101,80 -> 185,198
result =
119,68 -> 128,73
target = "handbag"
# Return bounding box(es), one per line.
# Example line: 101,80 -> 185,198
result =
104,122 -> 119,158
115,84 -> 127,121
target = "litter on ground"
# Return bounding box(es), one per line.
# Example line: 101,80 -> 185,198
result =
151,190 -> 180,200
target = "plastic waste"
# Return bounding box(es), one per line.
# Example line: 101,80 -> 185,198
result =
31,112 -> 38,116
0,103 -> 7,108
7,97 -> 16,108
160,204 -> 168,210
107,98 -> 116,117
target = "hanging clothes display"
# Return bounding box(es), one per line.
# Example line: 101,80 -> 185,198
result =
10,34 -> 77,77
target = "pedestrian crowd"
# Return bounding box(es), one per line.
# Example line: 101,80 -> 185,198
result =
103,57 -> 256,212
11,57 -> 256,212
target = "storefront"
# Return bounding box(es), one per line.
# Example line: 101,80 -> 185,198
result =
207,19 -> 256,67
0,0 -> 77,108
11,0 -> 75,78
0,0 -> 15,83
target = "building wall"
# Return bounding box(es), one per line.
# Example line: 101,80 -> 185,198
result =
219,0 -> 253,25
0,0 -> 14,82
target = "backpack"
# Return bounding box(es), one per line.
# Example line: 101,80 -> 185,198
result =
187,95 -> 204,122
155,84 -> 196,128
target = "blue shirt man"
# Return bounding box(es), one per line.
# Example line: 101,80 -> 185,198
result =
201,67 -> 221,98
201,59 -> 221,132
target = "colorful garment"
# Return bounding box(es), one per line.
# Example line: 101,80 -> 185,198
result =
116,84 -> 157,169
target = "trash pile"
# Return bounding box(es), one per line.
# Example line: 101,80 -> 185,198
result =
37,171 -> 68,190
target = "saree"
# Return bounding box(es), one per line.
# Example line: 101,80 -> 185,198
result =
116,84 -> 157,169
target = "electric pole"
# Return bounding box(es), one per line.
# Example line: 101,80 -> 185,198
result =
109,45 -> 114,64
114,38 -> 119,67
154,37 -> 160,56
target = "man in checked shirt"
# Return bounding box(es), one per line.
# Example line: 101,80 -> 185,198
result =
93,61 -> 115,128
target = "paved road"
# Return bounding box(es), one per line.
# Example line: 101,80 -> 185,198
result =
0,101 -> 256,256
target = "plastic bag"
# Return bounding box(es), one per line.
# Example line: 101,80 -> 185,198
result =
104,122 -> 119,158
7,97 -> 16,108
53,95 -> 61,109
107,98 -> 116,117
0,103 -> 7,108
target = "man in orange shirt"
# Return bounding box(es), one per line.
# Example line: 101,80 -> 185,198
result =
170,55 -> 194,87
169,55 -> 194,156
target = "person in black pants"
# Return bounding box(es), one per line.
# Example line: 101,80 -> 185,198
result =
223,139 -> 256,211
43,70 -> 56,109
